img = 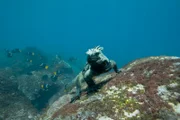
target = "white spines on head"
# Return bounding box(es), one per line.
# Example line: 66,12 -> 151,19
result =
86,45 -> 104,56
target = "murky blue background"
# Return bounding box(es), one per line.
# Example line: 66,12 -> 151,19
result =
0,0 -> 179,67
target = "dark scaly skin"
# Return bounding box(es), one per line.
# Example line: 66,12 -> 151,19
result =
69,47 -> 120,103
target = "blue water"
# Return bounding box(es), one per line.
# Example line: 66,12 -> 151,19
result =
0,0 -> 180,67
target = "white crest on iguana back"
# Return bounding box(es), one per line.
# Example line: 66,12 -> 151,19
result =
86,45 -> 104,56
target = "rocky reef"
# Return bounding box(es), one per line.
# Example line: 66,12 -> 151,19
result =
0,51 -> 76,119
0,56 -> 179,120
39,56 -> 180,120
0,68 -> 38,120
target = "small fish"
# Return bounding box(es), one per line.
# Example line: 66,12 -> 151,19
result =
41,83 -> 49,89
51,74 -> 58,82
27,52 -> 35,56
40,63 -> 49,69
41,84 -> 44,89
5,49 -> 13,57
40,63 -> 44,67
45,84 -> 49,88
7,52 -> 13,57
11,48 -> 21,53
41,83 -> 49,91
53,72 -> 57,75
27,59 -> 33,63
45,65 -> 49,69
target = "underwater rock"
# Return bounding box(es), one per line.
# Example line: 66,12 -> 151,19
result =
17,69 -> 75,111
0,69 -> 38,120
55,60 -> 74,75
39,56 -> 180,120
17,72 -> 43,100
0,91 -> 38,120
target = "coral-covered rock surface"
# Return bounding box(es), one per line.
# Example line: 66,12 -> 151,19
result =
39,56 -> 180,120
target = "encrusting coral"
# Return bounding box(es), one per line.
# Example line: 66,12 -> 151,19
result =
39,56 -> 180,120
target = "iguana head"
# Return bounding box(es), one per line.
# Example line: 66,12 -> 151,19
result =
86,45 -> 104,56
